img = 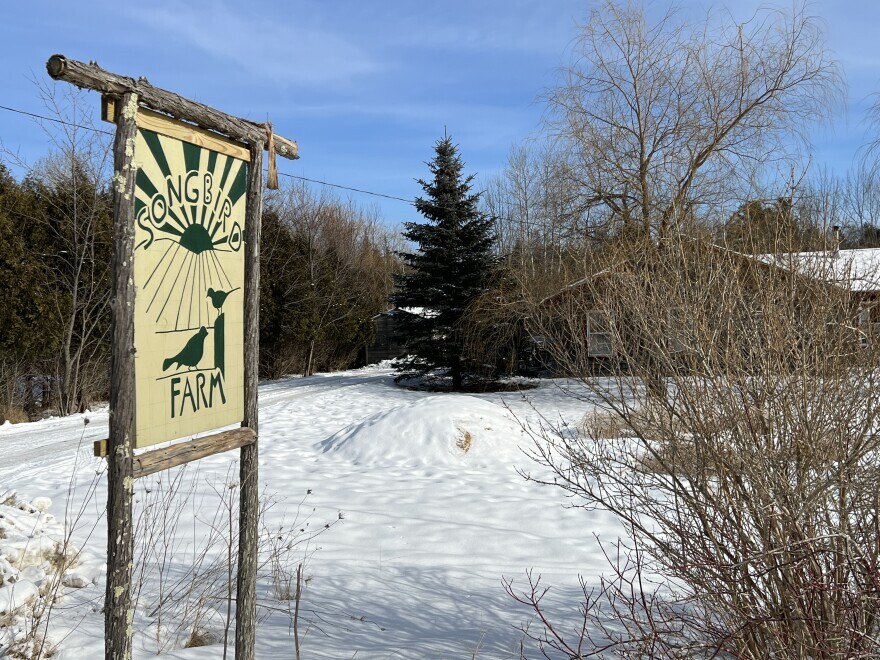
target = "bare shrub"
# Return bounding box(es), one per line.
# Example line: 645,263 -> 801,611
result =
260,183 -> 399,379
133,464 -> 342,655
579,409 -> 631,441
515,230 -> 880,657
0,423 -> 104,659
1,407 -> 30,425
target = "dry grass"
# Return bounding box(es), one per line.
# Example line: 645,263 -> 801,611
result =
456,429 -> 473,453
0,406 -> 29,424
183,627 -> 221,648
579,410 -> 632,440
5,637 -> 56,658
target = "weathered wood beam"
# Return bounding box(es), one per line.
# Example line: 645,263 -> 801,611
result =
132,428 -> 256,479
236,140 -> 264,660
106,91 -> 138,660
46,54 -> 298,160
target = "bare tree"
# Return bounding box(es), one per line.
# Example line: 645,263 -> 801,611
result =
547,0 -> 841,238
260,182 -> 398,378
816,166 -> 880,248
861,84 -> 880,183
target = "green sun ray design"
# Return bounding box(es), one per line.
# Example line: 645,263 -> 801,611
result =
136,128 -> 248,332
207,157 -> 236,240
142,130 -> 173,178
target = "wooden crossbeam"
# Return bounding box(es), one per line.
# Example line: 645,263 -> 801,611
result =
94,427 -> 257,478
47,54 -> 298,159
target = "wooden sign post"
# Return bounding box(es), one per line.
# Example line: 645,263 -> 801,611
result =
46,55 -> 298,660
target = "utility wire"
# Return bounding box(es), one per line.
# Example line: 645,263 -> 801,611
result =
0,103 -> 420,200
0,104 -> 114,136
274,171 -> 422,205
0,103 -> 424,204
0,102 -> 560,231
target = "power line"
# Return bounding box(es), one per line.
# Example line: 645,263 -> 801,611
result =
273,171 -> 416,205
0,104 -> 114,136
0,103 -> 421,204
0,103 -> 418,200
0,102 -> 557,230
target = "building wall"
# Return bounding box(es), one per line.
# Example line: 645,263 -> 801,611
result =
363,312 -> 410,365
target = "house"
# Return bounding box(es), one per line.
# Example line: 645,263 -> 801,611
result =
533,242 -> 880,375
756,247 -> 880,344
361,308 -> 418,365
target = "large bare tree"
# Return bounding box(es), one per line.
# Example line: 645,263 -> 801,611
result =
547,0 -> 841,237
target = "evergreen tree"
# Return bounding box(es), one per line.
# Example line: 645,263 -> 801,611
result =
721,198 -> 824,253
393,135 -> 496,390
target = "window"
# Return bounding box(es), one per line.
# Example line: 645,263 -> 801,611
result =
587,310 -> 614,357
857,306 -> 879,349
667,307 -> 687,353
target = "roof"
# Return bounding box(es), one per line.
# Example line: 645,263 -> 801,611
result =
540,244 -> 880,306
538,268 -> 614,307
372,307 -> 439,319
756,248 -> 880,293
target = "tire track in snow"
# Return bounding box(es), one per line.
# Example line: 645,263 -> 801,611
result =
0,370 -> 395,474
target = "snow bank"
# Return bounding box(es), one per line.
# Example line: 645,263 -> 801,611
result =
319,395 -> 527,468
0,579 -> 38,616
0,492 -> 102,654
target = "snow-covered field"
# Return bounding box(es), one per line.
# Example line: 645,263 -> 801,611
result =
0,364 -> 619,658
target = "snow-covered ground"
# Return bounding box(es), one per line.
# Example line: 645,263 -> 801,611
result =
0,364 -> 619,658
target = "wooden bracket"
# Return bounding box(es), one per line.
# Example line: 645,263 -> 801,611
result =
100,95 -> 116,123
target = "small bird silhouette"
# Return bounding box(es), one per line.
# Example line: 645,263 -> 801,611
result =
162,326 -> 209,372
207,287 -> 240,312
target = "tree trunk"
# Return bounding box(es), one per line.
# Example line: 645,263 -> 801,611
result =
236,141 -> 263,660
59,326 -> 75,415
451,355 -> 462,391
304,339 -> 315,377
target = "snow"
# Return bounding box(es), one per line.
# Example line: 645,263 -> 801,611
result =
757,248 -> 880,292
0,365 -> 616,658
319,395 -> 528,468
0,579 -> 39,617
398,306 -> 439,318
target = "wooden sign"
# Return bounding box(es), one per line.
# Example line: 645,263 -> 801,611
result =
133,110 -> 248,447
47,54 -> 300,660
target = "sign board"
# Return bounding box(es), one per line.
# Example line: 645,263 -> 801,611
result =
47,53 -> 300,659
133,109 -> 249,447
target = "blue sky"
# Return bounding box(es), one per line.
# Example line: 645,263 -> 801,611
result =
2,1 -> 879,224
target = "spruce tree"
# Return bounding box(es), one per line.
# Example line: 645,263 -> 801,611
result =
392,135 -> 496,390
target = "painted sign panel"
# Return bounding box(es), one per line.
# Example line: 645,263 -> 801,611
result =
133,115 -> 248,448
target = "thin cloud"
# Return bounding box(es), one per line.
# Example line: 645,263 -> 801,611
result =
265,99 -> 539,139
126,2 -> 379,86
386,3 -> 581,55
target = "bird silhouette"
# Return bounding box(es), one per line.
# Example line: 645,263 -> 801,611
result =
162,326 -> 209,372
207,287 -> 240,312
